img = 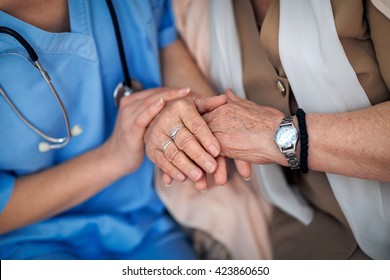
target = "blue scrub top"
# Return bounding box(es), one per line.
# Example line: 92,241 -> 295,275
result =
0,0 -> 195,259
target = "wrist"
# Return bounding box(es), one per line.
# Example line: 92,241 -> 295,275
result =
274,114 -> 300,169
254,112 -> 287,166
99,140 -> 130,180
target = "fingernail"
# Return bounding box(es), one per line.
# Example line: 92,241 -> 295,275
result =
205,161 -> 216,173
200,188 -> 208,194
165,182 -> 171,187
191,169 -> 202,181
178,87 -> 191,95
243,176 -> 251,181
154,98 -> 164,108
208,145 -> 219,157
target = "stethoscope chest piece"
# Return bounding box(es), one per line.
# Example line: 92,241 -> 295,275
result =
113,79 -> 143,107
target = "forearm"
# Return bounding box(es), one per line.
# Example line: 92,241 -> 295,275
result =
0,144 -> 123,234
306,101 -> 390,181
204,93 -> 390,181
0,87 -> 193,234
160,39 -> 216,97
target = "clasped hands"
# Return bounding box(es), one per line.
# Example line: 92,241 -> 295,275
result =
143,88 -> 286,192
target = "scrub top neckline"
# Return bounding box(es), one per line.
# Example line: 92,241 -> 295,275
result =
0,0 -> 89,35
0,0 -> 96,60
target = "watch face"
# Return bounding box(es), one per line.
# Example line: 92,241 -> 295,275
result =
275,126 -> 298,149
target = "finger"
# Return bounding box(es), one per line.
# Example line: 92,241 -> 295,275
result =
162,172 -> 173,187
213,156 -> 228,186
122,87 -> 190,108
171,125 -> 218,175
129,98 -> 165,136
137,87 -> 190,101
163,137 -> 205,181
193,172 -> 208,192
201,111 -> 212,124
224,88 -> 241,102
150,149 -> 187,182
194,94 -> 227,114
127,87 -> 191,120
127,88 -> 192,135
151,87 -> 191,104
234,159 -> 252,181
120,88 -> 161,108
180,109 -> 221,158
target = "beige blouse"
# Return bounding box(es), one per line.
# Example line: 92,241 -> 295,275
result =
170,0 -> 390,259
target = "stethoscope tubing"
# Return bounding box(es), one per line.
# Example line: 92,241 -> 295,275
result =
0,26 -> 74,151
105,0 -> 132,89
0,1 -> 137,151
0,26 -> 38,61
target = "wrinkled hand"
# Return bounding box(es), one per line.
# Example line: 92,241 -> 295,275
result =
144,94 -> 228,191
202,89 -> 286,165
102,87 -> 191,177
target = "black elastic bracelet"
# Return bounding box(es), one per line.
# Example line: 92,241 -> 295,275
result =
296,108 -> 309,174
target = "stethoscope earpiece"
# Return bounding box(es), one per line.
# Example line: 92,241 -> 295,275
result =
38,125 -> 83,153
71,125 -> 83,137
38,142 -> 51,153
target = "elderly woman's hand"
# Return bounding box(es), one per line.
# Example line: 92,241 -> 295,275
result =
144,93 -> 228,191
202,89 -> 286,165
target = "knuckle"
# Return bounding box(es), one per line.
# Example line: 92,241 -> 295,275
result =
145,145 -> 158,159
165,164 -> 176,175
119,95 -> 134,108
119,119 -> 129,133
120,105 -> 134,119
144,96 -> 157,107
144,143 -> 154,157
188,119 -> 208,135
147,102 -> 161,116
169,99 -> 187,110
134,115 -> 145,128
164,146 -> 180,163
160,160 -> 175,175
175,133 -> 195,151
145,147 -> 151,157
155,153 -> 167,168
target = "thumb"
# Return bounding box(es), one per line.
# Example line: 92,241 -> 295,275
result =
224,88 -> 241,102
194,94 -> 227,114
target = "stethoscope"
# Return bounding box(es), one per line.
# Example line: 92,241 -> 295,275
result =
106,0 -> 143,107
0,0 -> 142,152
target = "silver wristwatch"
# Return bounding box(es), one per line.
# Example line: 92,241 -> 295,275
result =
274,116 -> 299,170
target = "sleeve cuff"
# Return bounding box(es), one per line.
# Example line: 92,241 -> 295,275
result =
158,25 -> 177,49
0,172 -> 15,213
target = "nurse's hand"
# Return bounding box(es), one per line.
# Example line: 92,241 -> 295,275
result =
144,94 -> 228,192
102,87 -> 191,177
